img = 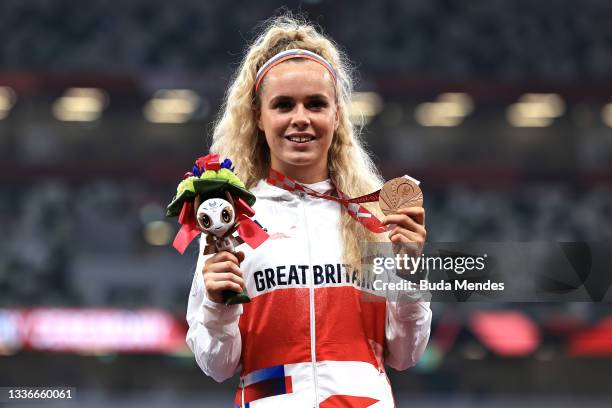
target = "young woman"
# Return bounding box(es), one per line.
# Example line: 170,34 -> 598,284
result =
186,15 -> 431,408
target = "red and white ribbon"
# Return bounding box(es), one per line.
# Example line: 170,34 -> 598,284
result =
266,169 -> 388,233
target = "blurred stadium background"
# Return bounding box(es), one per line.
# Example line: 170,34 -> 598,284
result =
1,0 -> 612,407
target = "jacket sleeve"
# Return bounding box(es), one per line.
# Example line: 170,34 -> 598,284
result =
382,256 -> 432,371
185,237 -> 243,383
385,294 -> 432,371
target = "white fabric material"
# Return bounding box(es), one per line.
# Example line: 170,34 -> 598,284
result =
185,178 -> 432,405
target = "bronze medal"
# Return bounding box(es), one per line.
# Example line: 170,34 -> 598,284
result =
378,176 -> 423,215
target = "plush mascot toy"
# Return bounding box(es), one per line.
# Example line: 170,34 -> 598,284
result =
167,153 -> 269,305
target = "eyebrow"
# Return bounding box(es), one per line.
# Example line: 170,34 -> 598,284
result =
268,93 -> 330,104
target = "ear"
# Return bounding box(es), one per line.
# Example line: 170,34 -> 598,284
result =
256,108 -> 264,131
334,105 -> 341,130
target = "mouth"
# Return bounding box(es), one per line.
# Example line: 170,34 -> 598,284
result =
285,133 -> 316,144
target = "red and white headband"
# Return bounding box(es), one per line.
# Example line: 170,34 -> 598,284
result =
254,48 -> 337,93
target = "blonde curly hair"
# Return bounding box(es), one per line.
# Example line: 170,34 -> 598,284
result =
210,14 -> 385,268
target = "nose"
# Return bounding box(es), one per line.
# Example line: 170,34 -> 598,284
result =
290,103 -> 310,130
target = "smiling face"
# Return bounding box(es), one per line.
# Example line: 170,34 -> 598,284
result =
256,59 -> 339,184
196,198 -> 235,237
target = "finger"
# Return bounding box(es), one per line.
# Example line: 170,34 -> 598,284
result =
389,229 -> 423,244
389,223 -> 426,239
206,261 -> 243,277
206,251 -> 240,266
205,274 -> 245,294
206,279 -> 243,294
384,214 -> 425,233
383,209 -> 424,225
395,207 -> 425,225
204,261 -> 243,278
206,272 -> 245,289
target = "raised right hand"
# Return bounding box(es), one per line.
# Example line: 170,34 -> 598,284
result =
202,251 -> 246,304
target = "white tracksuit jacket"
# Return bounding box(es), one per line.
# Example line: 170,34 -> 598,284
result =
186,179 -> 432,408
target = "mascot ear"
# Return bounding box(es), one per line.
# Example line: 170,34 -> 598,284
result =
194,194 -> 202,217
224,190 -> 235,207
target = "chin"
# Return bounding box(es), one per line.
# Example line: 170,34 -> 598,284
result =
283,153 -> 319,166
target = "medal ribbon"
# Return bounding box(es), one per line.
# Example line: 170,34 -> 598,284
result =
266,169 -> 387,233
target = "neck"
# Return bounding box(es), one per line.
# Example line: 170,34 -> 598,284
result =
270,164 -> 329,184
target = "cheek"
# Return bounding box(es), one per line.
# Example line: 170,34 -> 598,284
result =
262,115 -> 290,150
313,113 -> 337,137
263,129 -> 279,151
261,111 -> 288,134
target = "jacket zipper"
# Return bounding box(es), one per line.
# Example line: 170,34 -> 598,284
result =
241,378 -> 245,408
299,192 -> 320,407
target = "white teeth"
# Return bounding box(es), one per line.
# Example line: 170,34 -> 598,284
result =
287,136 -> 314,143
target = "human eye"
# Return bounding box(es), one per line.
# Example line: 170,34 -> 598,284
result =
307,98 -> 328,110
272,98 -> 293,111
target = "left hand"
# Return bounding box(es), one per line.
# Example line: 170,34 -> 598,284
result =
382,207 -> 426,257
